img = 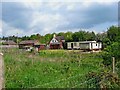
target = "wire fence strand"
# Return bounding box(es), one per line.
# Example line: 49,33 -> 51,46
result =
33,73 -> 85,88
33,68 -> 103,88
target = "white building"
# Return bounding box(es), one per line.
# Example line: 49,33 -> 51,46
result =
67,41 -> 102,51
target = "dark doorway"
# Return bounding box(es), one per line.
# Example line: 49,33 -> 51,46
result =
91,43 -> 93,50
71,43 -> 73,49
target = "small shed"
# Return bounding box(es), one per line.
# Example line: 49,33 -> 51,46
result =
19,40 -> 40,51
19,40 -> 40,49
67,41 -> 102,51
2,40 -> 18,48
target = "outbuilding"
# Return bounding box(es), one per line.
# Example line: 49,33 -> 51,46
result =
2,40 -> 18,48
3,40 -> 17,45
67,41 -> 102,51
19,40 -> 40,51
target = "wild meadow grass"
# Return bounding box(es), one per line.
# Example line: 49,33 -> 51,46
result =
3,48 -> 104,88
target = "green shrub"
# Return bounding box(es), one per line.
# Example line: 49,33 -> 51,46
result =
101,42 -> 120,66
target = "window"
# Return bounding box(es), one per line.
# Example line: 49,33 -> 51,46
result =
74,42 -> 77,46
52,40 -> 54,42
96,44 -> 97,46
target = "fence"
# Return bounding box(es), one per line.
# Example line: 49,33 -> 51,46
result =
33,68 -> 103,88
3,48 -> 120,88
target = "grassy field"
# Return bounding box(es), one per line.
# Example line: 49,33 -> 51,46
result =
3,48 -> 104,88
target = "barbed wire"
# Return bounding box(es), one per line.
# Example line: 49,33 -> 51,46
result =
33,67 -> 103,88
72,77 -> 96,88
33,73 -> 85,88
4,49 -> 104,88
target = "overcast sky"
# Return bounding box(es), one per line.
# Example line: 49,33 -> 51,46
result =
0,0 -> 119,37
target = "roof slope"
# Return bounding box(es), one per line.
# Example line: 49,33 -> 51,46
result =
55,36 -> 65,41
3,40 -> 17,45
19,40 -> 40,45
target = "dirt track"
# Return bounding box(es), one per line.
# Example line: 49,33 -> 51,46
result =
0,53 -> 4,90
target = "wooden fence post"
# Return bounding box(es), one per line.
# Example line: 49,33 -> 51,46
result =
112,57 -> 115,73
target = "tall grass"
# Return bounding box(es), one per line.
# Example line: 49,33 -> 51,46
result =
4,49 -> 104,88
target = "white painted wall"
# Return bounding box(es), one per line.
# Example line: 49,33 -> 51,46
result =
91,42 -> 102,50
80,43 -> 90,49
67,42 -> 71,49
98,42 -> 102,49
89,43 -> 92,50
73,42 -> 80,49
50,38 -> 58,43
67,42 -> 80,49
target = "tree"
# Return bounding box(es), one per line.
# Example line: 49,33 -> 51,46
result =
102,42 -> 120,66
107,26 -> 119,42
72,31 -> 86,41
96,32 -> 107,41
85,31 -> 96,41
22,36 -> 30,40
65,32 -> 73,42
57,32 -> 65,36
44,33 -> 53,44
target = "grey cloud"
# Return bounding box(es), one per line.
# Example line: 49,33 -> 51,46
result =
2,2 -> 33,30
1,2 -> 118,36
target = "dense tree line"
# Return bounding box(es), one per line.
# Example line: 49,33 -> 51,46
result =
1,26 -> 119,48
1,29 -> 100,44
